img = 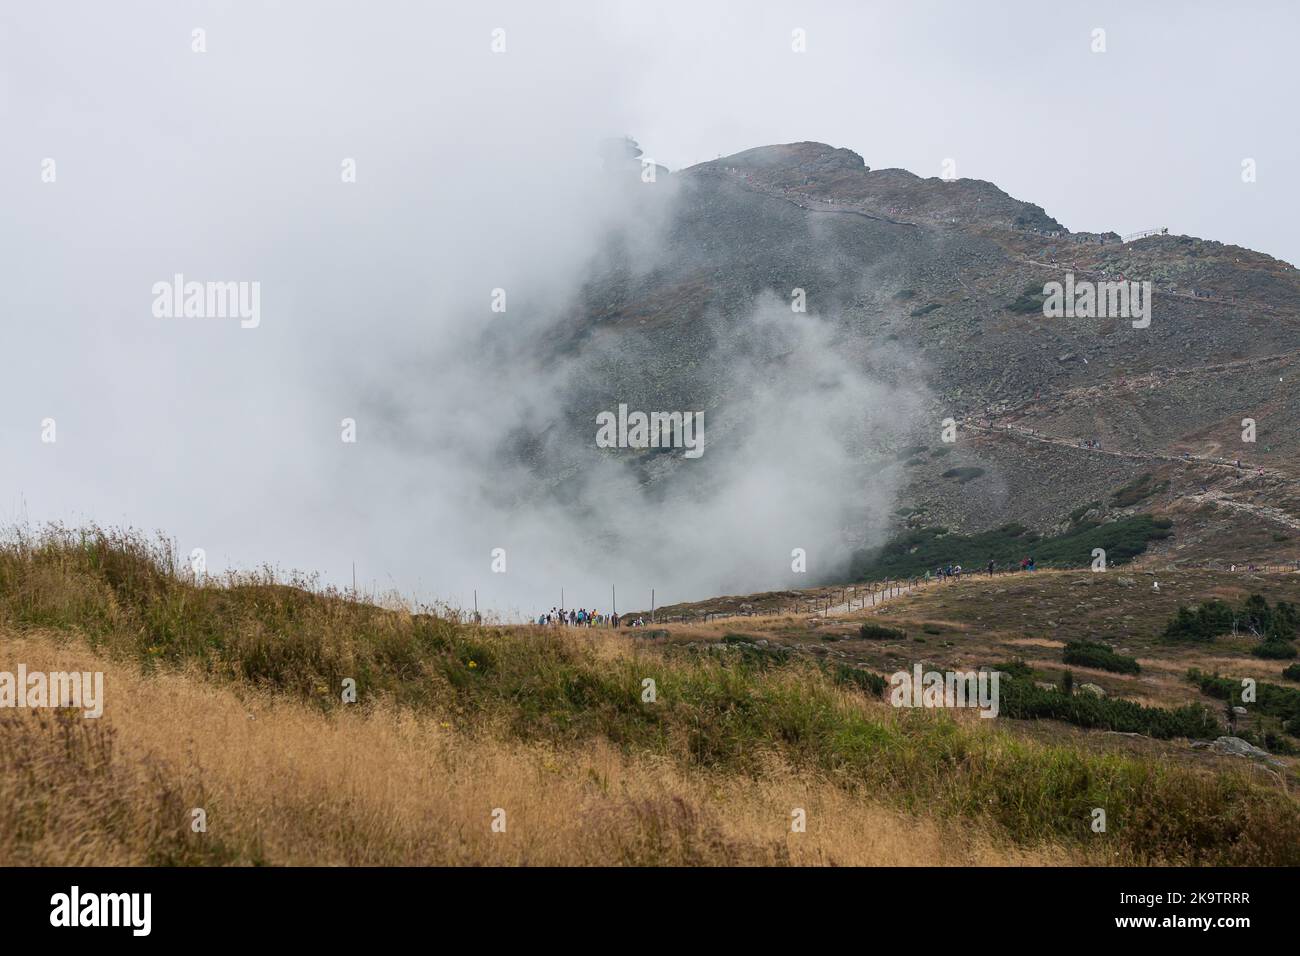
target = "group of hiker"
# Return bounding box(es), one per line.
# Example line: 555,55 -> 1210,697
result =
536,607 -> 649,629
1079,438 -> 1103,450
538,607 -> 612,627
932,557 -> 1036,580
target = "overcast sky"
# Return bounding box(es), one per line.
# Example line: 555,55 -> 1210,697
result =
2,1 -> 1295,613
628,0 -> 1297,264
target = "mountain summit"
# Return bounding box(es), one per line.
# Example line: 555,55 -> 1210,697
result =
516,141 -> 1300,575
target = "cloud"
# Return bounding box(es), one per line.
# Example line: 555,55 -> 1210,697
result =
12,1 -> 1287,614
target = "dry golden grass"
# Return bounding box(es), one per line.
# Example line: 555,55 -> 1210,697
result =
5,529 -> 1299,866
0,632 -> 1078,866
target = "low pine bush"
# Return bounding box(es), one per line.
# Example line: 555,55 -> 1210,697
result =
1187,669 -> 1300,734
1063,640 -> 1141,675
1253,641 -> 1298,660
998,677 -> 1217,739
859,621 -> 907,640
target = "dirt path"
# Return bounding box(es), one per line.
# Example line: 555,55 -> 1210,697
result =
960,419 -> 1300,531
684,576 -> 935,628
1013,257 -> 1257,309
1184,489 -> 1300,533
823,578 -> 931,617
964,419 -> 1294,490
960,418 -> 1297,484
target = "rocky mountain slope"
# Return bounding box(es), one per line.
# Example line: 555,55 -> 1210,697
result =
509,141 -> 1300,574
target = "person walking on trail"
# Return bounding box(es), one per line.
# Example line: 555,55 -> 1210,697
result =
987,559 -> 995,577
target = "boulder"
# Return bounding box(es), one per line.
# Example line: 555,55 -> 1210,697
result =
1210,736 -> 1278,764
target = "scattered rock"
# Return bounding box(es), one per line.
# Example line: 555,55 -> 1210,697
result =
1208,736 -> 1282,765
1079,682 -> 1106,698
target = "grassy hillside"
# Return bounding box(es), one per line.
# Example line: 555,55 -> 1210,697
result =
2,526 -> 1299,865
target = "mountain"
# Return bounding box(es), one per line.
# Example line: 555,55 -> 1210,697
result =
505,141 -> 1300,578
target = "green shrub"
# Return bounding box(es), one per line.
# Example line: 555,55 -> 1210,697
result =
859,621 -> 907,641
1253,641 -> 1298,660
826,664 -> 887,696
1282,663 -> 1300,681
1164,594 -> 1299,644
849,514 -> 1170,580
1240,594 -> 1300,641
998,675 -> 1218,739
1162,599 -> 1235,642
1063,640 -> 1141,675
1187,669 -> 1300,731
990,659 -> 1034,680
